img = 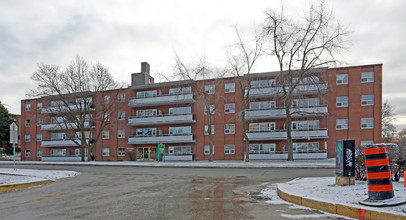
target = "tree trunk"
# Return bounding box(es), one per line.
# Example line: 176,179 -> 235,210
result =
286,106 -> 293,161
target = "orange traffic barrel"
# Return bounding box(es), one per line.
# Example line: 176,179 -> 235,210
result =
364,144 -> 394,200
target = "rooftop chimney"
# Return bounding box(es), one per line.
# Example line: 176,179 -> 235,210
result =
141,62 -> 150,74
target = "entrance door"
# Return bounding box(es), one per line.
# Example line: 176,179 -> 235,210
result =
137,147 -> 157,161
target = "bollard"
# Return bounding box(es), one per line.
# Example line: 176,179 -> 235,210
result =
404,171 -> 406,188
360,144 -> 406,207
364,145 -> 394,200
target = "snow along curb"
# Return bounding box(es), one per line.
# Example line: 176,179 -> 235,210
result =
0,180 -> 54,193
277,183 -> 406,220
0,161 -> 335,169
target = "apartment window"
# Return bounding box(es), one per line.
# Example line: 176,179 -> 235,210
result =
361,140 -> 374,147
37,102 -> 42,109
204,125 -> 215,135
136,90 -> 157,98
137,109 -> 157,117
224,83 -> 235,93
103,113 -> 110,121
361,95 -> 374,106
224,124 -> 235,134
224,145 -> 235,154
37,149 -> 42,157
292,120 -> 319,130
169,87 -> 191,95
336,74 -> 348,85
75,131 -> 90,139
250,101 -> 276,110
361,72 -> 374,83
102,148 -> 110,156
204,105 -> 215,115
25,150 -> 31,157
169,126 -> 191,135
104,95 -> 110,103
293,76 -> 320,85
25,135 -> 31,142
36,134 -> 42,142
249,144 -> 275,154
292,98 -> 320,107
204,145 -> 214,155
25,104 -> 31,111
118,129 -> 125,139
249,122 -> 276,132
136,128 -> 156,136
336,96 -> 348,107
25,119 -> 31,127
251,79 -> 275,88
118,148 -> 126,156
75,148 -> 88,157
205,85 -> 215,94
336,119 -> 348,130
224,104 -> 235,113
293,142 -> 319,152
168,146 -> 191,155
169,107 -> 191,115
361,118 -> 374,129
118,112 -> 126,120
52,132 -> 68,140
37,118 -> 42,126
102,130 -> 110,139
117,93 -> 126,102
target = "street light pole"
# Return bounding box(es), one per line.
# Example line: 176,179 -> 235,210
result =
10,122 -> 18,171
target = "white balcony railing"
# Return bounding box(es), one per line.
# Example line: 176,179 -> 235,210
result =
41,103 -> 92,114
128,93 -> 195,107
128,134 -> 195,144
41,121 -> 90,131
245,106 -> 328,120
128,114 -> 195,126
41,138 -> 88,147
246,129 -> 328,141
248,83 -> 328,98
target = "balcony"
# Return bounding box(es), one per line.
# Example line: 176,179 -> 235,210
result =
41,138 -> 88,147
128,93 -> 195,107
248,83 -> 328,98
128,134 -> 195,144
128,114 -> 195,126
41,103 -> 92,114
248,151 -> 327,160
245,106 -> 328,120
246,129 -> 328,141
41,121 -> 90,131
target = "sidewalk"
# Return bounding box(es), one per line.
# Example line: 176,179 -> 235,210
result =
0,158 -> 335,168
0,168 -> 78,192
273,177 -> 406,219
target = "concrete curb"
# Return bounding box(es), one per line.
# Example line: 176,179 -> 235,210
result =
276,185 -> 406,220
0,180 -> 54,193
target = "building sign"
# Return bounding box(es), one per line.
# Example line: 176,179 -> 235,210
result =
336,140 -> 355,177
157,143 -> 165,162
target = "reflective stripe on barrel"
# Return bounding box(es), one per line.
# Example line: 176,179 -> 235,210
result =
364,144 -> 394,200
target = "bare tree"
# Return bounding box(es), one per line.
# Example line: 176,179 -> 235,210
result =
382,99 -> 397,142
172,52 -> 223,161
263,3 -> 348,161
226,26 -> 263,162
29,56 -> 121,161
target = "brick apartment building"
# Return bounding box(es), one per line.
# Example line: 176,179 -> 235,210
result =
20,62 -> 382,161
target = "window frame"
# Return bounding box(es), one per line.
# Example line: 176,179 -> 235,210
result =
204,85 -> 215,94
361,72 -> 374,83
118,111 -> 126,120
117,129 -> 125,139
102,148 -> 110,156
102,130 -> 110,139
224,103 -> 235,114
361,118 -> 374,129
118,148 -> 126,156
224,145 -> 235,154
224,83 -> 235,93
204,125 -> 215,135
117,93 -> 126,102
336,119 -> 348,130
361,95 -> 374,106
224,124 -> 235,134
204,145 -> 215,155
336,96 -> 348,107
336,74 -> 348,85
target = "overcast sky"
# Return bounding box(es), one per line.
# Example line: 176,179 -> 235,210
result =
1,0 -> 405,130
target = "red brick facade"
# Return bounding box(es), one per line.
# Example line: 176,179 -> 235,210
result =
20,63 -> 382,161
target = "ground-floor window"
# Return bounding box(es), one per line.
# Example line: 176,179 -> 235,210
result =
118,148 -> 125,156
102,148 -> 110,156
204,145 -> 214,155
249,144 -> 276,154
25,150 -> 31,157
37,150 -> 42,157
75,148 -> 88,157
168,146 -> 191,155
51,149 -> 66,156
224,145 -> 235,154
293,142 -> 319,152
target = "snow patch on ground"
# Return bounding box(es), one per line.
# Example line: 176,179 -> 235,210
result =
277,177 -> 406,216
0,168 -> 78,186
260,183 -> 356,219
